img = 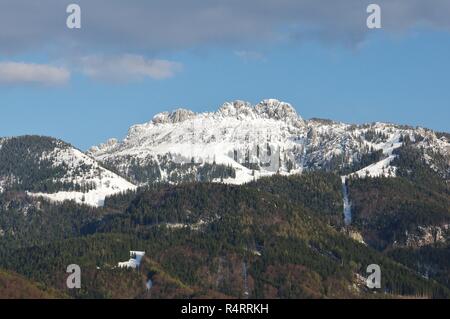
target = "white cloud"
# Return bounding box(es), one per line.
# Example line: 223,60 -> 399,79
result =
0,62 -> 70,86
78,54 -> 183,82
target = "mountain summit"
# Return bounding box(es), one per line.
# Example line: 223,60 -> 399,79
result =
89,99 -> 450,185
148,99 -> 302,125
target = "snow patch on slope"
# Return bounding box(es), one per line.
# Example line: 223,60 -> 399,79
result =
28,178 -> 135,207
341,177 -> 352,225
351,155 -> 397,179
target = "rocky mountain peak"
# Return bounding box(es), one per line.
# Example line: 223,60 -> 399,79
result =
152,108 -> 196,124
255,99 -> 302,122
217,99 -> 303,125
217,100 -> 254,118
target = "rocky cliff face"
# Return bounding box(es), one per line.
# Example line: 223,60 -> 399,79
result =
403,224 -> 449,248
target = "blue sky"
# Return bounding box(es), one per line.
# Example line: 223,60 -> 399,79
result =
1,1 -> 450,150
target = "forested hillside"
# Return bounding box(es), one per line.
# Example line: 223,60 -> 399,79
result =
0,136 -> 73,192
0,124 -> 449,299
0,269 -> 60,299
1,173 -> 449,299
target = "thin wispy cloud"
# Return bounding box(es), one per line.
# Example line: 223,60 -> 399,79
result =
77,55 -> 183,82
0,62 -> 70,86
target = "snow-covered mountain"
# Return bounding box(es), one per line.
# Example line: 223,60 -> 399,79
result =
0,136 -> 136,207
2,99 -> 447,208
89,99 -> 450,185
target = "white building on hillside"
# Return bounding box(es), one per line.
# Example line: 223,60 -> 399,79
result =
118,251 -> 145,269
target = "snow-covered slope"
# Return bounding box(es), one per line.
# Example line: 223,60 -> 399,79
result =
89,99 -> 450,185
0,136 -> 136,207
28,146 -> 136,207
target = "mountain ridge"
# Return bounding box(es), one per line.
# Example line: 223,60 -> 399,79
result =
1,99 -> 449,207
88,99 -> 450,186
